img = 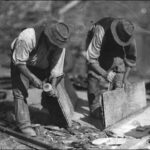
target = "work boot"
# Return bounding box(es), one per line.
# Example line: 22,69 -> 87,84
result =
21,127 -> 36,137
90,107 -> 105,129
90,107 -> 103,119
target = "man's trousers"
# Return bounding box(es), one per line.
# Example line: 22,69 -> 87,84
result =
11,63 -> 49,129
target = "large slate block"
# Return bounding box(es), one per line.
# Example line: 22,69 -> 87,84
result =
41,77 -> 78,127
27,76 -> 78,110
64,75 -> 78,110
102,81 -> 146,128
5,77 -> 78,127
125,81 -> 147,116
56,78 -> 74,126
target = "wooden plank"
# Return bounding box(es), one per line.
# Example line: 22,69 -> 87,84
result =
0,125 -> 59,150
59,1 -> 81,15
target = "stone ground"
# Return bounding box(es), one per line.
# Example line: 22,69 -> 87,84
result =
1,88 -> 150,149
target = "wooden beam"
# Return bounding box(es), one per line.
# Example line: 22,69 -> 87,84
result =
0,125 -> 59,150
59,1 -> 81,15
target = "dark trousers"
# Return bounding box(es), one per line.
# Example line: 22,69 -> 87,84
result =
87,71 -> 124,117
11,63 -> 49,129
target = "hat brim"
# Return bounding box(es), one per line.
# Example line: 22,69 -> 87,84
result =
111,20 -> 134,46
44,28 -> 68,48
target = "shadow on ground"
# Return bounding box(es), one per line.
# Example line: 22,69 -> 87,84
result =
0,100 -> 67,128
75,97 -> 104,130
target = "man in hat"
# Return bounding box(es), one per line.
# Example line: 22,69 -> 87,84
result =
11,21 -> 70,136
85,17 -> 137,121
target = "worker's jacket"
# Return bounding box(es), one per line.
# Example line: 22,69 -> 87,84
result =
11,23 -> 65,78
86,17 -> 137,73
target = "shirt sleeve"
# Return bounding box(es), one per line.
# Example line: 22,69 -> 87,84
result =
86,25 -> 105,64
124,39 -> 137,67
51,48 -> 66,78
11,28 -> 36,65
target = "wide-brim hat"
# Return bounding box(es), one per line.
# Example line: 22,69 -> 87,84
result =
111,19 -> 134,46
44,22 -> 70,48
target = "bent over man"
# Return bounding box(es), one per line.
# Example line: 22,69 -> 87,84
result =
86,17 -> 137,120
11,21 -> 70,136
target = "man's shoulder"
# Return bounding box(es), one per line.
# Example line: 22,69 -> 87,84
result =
11,28 -> 36,50
17,28 -> 36,49
19,28 -> 35,40
94,25 -> 105,35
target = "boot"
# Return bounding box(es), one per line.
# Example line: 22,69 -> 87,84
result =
90,107 -> 103,119
21,127 -> 36,137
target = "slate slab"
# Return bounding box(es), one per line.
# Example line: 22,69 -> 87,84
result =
102,81 -> 146,128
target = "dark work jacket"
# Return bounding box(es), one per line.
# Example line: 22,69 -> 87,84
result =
12,23 -> 63,74
28,24 -> 63,72
86,17 -> 137,72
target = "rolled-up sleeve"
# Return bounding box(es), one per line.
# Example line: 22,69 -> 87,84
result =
124,39 -> 137,67
51,48 -> 66,78
86,25 -> 105,64
11,28 -> 36,65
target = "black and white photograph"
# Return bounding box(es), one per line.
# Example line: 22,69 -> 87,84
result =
0,0 -> 150,149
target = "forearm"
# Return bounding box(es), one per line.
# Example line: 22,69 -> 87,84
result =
16,64 -> 39,84
89,62 -> 107,79
123,66 -> 131,81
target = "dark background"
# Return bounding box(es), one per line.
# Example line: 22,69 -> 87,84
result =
1,1 -> 150,80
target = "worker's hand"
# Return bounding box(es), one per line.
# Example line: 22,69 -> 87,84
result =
123,79 -> 131,90
47,86 -> 59,98
32,76 -> 43,89
17,64 -> 43,89
106,71 -> 116,82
